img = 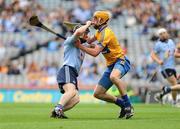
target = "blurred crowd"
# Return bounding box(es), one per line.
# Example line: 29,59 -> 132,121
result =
0,0 -> 95,33
112,0 -> 180,38
0,0 -> 180,86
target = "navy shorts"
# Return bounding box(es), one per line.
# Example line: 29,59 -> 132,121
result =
57,65 -> 78,94
98,57 -> 131,90
161,68 -> 177,79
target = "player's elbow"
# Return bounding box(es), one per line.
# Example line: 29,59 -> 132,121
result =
91,52 -> 99,57
93,92 -> 100,99
91,53 -> 98,57
74,30 -> 81,36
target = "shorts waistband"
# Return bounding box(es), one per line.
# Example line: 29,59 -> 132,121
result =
107,56 -> 130,67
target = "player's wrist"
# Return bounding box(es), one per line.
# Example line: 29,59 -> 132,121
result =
159,60 -> 163,65
77,43 -> 83,49
86,21 -> 92,26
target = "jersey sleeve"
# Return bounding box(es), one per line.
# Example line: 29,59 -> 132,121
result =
64,34 -> 78,45
171,39 -> 176,49
98,30 -> 111,47
153,43 -> 160,54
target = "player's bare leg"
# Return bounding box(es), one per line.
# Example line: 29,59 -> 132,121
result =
94,85 -> 128,118
166,75 -> 177,104
63,91 -> 80,112
93,85 -> 117,103
94,85 -> 130,117
110,69 -> 134,119
155,75 -> 178,104
110,69 -> 126,96
59,83 -> 77,106
51,83 -> 77,118
155,84 -> 180,103
171,84 -> 180,90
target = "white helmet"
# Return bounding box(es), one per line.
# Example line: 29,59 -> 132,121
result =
157,28 -> 167,37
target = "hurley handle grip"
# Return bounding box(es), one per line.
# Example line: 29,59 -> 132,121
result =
56,33 -> 66,40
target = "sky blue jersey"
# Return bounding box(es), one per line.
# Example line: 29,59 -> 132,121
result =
153,39 -> 176,71
63,35 -> 85,74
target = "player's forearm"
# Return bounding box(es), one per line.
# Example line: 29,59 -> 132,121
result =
79,45 -> 99,57
151,52 -> 163,65
152,56 -> 163,65
75,23 -> 91,36
174,52 -> 180,58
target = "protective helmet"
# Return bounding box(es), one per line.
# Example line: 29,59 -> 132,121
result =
93,11 -> 111,25
157,28 -> 167,37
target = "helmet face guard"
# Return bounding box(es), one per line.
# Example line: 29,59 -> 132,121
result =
93,18 -> 109,29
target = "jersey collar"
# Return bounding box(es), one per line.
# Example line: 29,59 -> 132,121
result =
158,38 -> 169,43
98,24 -> 108,32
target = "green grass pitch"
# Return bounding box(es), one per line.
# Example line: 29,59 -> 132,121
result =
0,103 -> 180,129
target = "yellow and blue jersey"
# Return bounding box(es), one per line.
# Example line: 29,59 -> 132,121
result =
95,27 -> 124,66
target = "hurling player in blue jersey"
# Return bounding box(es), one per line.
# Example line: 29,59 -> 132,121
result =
151,28 -> 179,105
51,21 -> 91,118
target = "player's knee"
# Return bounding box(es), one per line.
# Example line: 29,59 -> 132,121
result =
67,89 -> 77,97
110,69 -> 121,82
169,80 -> 177,86
93,93 -> 98,99
172,80 -> 177,85
64,84 -> 77,96
93,92 -> 101,99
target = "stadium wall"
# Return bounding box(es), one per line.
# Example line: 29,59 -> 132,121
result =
0,88 -> 143,103
0,89 -> 102,103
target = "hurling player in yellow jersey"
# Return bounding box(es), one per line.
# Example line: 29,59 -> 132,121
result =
75,11 -> 134,119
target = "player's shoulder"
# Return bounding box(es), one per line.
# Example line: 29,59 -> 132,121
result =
168,39 -> 174,44
64,36 -> 72,42
104,27 -> 114,37
64,35 -> 77,45
155,40 -> 161,45
168,39 -> 173,42
69,34 -> 78,40
105,27 -> 113,33
154,40 -> 163,48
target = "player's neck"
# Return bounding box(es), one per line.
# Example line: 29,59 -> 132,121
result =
98,24 -> 108,32
159,39 -> 168,43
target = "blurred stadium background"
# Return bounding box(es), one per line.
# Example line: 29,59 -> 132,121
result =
0,0 -> 179,104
